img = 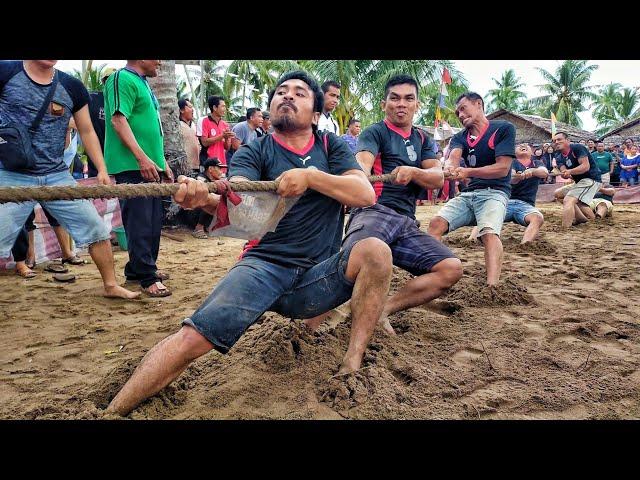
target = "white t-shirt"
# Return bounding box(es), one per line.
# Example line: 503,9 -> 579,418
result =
196,116 -> 206,136
317,112 -> 339,135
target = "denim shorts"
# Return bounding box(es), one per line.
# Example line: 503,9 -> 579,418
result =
504,199 -> 543,227
0,169 -> 111,258
342,203 -> 456,276
436,188 -> 509,236
182,243 -> 357,353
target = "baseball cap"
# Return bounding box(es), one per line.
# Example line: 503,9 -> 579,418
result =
203,157 -> 227,169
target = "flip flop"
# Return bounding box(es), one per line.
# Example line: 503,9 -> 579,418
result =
156,271 -> 170,281
142,281 -> 172,297
53,273 -> 76,283
16,268 -> 37,278
192,230 -> 208,239
45,263 -> 69,273
62,255 -> 87,265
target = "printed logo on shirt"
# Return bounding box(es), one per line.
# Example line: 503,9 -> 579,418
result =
0,137 -> 6,145
98,107 -> 105,121
211,128 -> 217,136
467,147 -> 477,167
566,159 -> 573,167
404,139 -> 417,162
299,155 -> 312,166
50,102 -> 65,116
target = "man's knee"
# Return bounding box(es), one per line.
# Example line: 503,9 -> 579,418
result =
349,238 -> 392,277
428,216 -> 448,235
525,213 -> 544,226
563,195 -> 577,207
176,325 -> 214,360
432,257 -> 463,288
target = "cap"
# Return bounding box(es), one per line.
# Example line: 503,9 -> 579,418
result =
101,67 -> 117,83
203,157 -> 227,169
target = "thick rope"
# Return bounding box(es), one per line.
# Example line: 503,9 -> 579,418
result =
0,173 -> 400,203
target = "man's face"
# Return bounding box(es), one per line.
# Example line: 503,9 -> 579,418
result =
34,60 -> 58,69
553,134 -> 570,151
516,143 -> 532,158
270,78 -> 316,132
349,122 -> 361,136
323,86 -> 340,113
141,60 -> 161,77
249,110 -> 264,128
597,142 -> 605,152
207,166 -> 222,180
383,83 -> 418,128
455,97 -> 483,128
181,101 -> 194,122
625,139 -> 633,149
262,117 -> 271,131
587,139 -> 595,149
213,100 -> 227,117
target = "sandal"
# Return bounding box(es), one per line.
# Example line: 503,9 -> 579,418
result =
45,263 -> 69,273
142,281 -> 172,297
62,255 -> 87,266
156,271 -> 170,281
192,230 -> 208,239
25,259 -> 36,269
53,273 -> 76,283
16,267 -> 37,278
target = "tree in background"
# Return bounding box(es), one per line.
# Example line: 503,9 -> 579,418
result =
486,69 -> 527,113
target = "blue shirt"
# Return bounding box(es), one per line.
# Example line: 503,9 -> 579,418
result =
341,133 -> 358,153
555,144 -> 601,183
0,61 -> 89,175
511,157 -> 545,206
449,120 -> 516,196
356,120 -> 437,219
229,131 -> 360,269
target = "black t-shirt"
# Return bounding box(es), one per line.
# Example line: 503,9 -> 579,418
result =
554,144 -> 602,182
449,120 -> 516,195
356,119 -> 437,219
87,91 -> 105,176
511,157 -> 545,206
229,131 -> 361,269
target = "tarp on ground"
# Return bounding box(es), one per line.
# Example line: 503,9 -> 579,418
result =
536,184 -> 640,204
0,176 -> 122,270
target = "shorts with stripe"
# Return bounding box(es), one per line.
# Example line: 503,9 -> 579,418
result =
565,178 -> 602,205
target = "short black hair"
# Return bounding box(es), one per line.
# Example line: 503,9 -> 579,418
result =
208,95 -> 224,111
246,107 -> 261,120
321,80 -> 341,93
384,74 -> 419,99
588,138 -> 597,143
178,98 -> 191,110
203,157 -> 223,169
262,111 -> 270,120
348,118 -> 360,127
267,70 -> 324,113
455,92 -> 484,110
555,131 -> 569,139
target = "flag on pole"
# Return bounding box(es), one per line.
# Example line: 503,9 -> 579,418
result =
550,112 -> 557,138
440,83 -> 449,96
438,94 -> 447,108
442,67 -> 452,85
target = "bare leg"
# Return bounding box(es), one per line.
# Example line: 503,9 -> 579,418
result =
480,232 -> 503,286
338,238 -> 393,374
378,258 -> 462,335
595,204 -> 609,218
53,225 -> 75,259
107,325 -> 213,416
427,216 -> 450,242
26,230 -> 35,266
468,226 -> 479,241
521,213 -> 544,243
15,260 -> 35,277
562,196 -> 578,228
89,239 -> 140,299
573,205 -> 589,224
577,203 -> 595,221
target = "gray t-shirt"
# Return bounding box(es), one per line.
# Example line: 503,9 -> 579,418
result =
0,61 -> 90,175
232,120 -> 257,146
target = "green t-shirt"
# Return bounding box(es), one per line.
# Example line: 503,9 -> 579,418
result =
103,68 -> 165,175
592,151 -> 613,174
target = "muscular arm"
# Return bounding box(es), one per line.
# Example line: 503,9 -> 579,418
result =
566,156 -> 591,175
111,113 -> 150,163
307,169 -> 375,207
457,155 -> 512,179
600,186 -> 616,196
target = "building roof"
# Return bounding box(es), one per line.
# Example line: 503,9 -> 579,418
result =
601,116 -> 640,138
487,109 -> 594,140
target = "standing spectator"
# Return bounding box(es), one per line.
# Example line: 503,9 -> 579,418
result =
86,67 -> 116,177
532,145 -> 543,161
0,60 -> 138,299
103,60 -> 175,297
178,98 -> 200,175
198,95 -> 233,176
540,144 -> 556,183
256,111 -> 271,137
592,141 -> 615,184
620,144 -> 640,187
610,144 -> 622,185
587,138 -> 596,153
230,107 -> 263,154
317,80 -> 340,134
341,118 -> 361,153
579,139 -> 588,146
192,157 -> 225,239
623,138 -> 635,156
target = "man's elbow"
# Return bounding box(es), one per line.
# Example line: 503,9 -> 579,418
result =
352,185 -> 376,207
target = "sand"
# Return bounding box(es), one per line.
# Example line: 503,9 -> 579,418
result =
1,203 -> 639,420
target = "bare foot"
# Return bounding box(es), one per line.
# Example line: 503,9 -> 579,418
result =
377,314 -> 396,335
103,285 -> 141,299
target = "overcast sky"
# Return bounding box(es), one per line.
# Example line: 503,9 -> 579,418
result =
56,59 -> 640,132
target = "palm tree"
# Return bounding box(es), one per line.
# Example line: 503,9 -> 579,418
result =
530,60 -> 598,128
147,60 -> 190,177
486,69 -> 527,113
592,85 -> 640,135
417,76 -> 469,127
72,62 -> 109,92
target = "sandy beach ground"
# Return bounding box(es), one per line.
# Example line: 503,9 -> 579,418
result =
1,203 -> 639,419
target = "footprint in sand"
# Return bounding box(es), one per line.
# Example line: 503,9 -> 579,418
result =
452,347 -> 484,367
523,321 -> 547,340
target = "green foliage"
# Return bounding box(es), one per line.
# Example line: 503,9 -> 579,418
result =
486,69 -> 527,113
592,84 -> 640,135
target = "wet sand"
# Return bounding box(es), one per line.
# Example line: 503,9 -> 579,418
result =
1,203 -> 639,419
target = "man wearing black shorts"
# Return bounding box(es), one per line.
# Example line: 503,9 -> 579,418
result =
107,71 -> 394,416
342,74 -> 462,335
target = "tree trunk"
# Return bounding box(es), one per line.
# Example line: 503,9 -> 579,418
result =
148,60 -> 190,177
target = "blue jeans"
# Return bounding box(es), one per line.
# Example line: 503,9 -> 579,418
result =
0,169 -> 110,258
504,199 -> 543,227
182,243 -> 357,353
436,188 -> 509,236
